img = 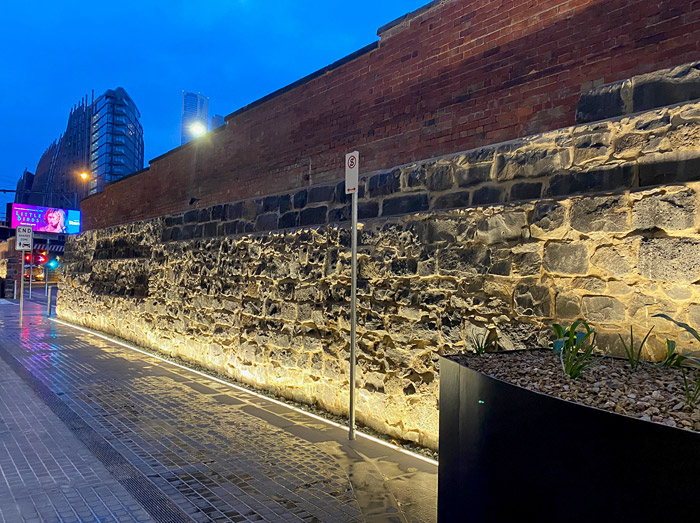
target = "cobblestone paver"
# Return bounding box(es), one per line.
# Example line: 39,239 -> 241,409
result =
0,296 -> 437,522
0,301 -> 154,523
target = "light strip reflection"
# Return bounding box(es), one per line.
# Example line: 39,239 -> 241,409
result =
50,318 -> 439,467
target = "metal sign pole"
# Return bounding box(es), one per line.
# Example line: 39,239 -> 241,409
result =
16,227 -> 33,328
19,251 -> 25,328
45,238 -> 50,296
28,252 -> 32,299
349,188 -> 358,440
345,151 -> 359,441
47,286 -> 53,317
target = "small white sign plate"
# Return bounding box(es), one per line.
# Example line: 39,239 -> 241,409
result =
16,226 -> 33,251
345,151 -> 359,194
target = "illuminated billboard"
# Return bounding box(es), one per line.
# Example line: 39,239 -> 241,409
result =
11,204 -> 81,234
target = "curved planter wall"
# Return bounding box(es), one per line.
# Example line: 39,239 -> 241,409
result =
438,355 -> 700,522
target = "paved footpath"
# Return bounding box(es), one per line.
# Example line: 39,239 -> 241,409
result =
0,295 -> 436,522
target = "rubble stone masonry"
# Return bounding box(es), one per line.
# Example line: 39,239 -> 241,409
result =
58,102 -> 700,449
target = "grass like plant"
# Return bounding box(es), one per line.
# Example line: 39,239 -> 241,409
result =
652,314 -> 700,368
618,326 -> 653,370
471,330 -> 498,355
552,321 -> 597,378
659,339 -> 684,368
681,369 -> 700,407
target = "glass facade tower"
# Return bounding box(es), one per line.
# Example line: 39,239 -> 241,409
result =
181,91 -> 209,145
89,88 -> 144,195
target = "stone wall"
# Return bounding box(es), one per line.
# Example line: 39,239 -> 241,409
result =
156,100 -> 700,241
58,180 -> 700,450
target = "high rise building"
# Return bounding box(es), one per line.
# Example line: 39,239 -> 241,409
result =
211,114 -> 225,130
16,87 -> 144,206
181,91 -> 209,145
89,88 -> 144,195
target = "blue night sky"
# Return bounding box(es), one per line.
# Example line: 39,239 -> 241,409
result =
0,0 -> 429,216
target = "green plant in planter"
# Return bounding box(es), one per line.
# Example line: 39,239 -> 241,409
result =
552,321 -> 597,378
470,329 -> 498,355
659,339 -> 684,368
681,369 -> 700,406
652,314 -> 700,368
618,326 -> 654,370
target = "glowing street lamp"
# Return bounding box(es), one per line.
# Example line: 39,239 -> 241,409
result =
189,121 -> 207,138
79,172 -> 90,180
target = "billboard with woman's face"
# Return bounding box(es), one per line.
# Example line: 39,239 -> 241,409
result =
11,204 -> 81,234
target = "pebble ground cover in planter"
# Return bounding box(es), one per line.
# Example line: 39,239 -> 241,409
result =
438,346 -> 700,521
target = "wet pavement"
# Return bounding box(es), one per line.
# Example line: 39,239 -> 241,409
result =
0,295 -> 437,522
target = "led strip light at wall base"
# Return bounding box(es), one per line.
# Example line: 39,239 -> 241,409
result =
50,318 -> 439,467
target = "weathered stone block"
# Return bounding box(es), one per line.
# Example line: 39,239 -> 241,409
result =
391,259 -> 418,276
530,202 -> 566,238
509,182 -> 542,201
432,191 -> 471,210
591,244 -> 634,276
514,251 -> 541,277
543,243 -> 588,274
572,131 -> 611,164
546,164 -> 635,197
227,202 -> 243,220
581,296 -> 626,322
203,222 -> 219,238
410,218 -> 459,244
165,215 -> 183,227
293,189 -> 308,209
514,284 -> 551,317
638,151 -> 700,187
634,111 -> 670,132
426,164 -> 454,191
437,247 -> 490,276
632,189 -> 696,231
556,294 -> 580,319
633,62 -> 700,114
472,185 -> 505,206
476,211 -> 528,244
211,205 -> 224,221
358,201 -> 379,219
184,210 -> 199,224
404,165 -> 427,189
242,200 -> 260,221
260,196 -> 279,214
381,194 -> 429,216
495,147 -> 570,181
328,206 -> 350,223
455,163 -> 491,187
570,195 -> 628,233
369,170 -> 400,197
255,214 -> 278,231
571,277 -> 606,293
488,250 -> 512,276
613,132 -> 651,157
299,206 -> 327,226
308,185 -> 335,204
278,211 -> 299,229
639,238 -> 700,282
576,81 -> 628,123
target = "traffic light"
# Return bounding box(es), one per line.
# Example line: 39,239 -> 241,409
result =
24,252 -> 47,265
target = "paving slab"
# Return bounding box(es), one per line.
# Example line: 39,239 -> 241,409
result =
0,296 -> 437,522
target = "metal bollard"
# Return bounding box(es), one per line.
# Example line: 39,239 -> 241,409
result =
47,287 -> 53,317
13,280 -> 17,300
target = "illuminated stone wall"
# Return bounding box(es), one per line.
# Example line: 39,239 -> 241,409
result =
57,98 -> 700,449
58,179 -> 700,449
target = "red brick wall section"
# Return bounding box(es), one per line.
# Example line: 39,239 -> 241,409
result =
83,0 -> 700,230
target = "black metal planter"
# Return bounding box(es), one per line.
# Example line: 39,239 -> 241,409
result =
438,355 -> 700,522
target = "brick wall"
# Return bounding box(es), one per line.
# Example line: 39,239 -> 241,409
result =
83,0 -> 700,229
